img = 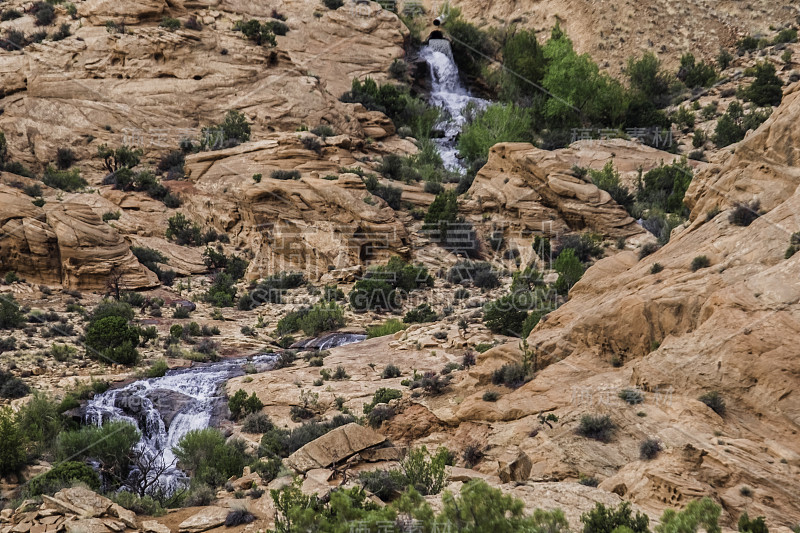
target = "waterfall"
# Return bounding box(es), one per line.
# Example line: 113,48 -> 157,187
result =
419,38 -> 488,172
84,354 -> 277,495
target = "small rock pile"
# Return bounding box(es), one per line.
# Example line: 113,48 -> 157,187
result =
0,487 -> 137,533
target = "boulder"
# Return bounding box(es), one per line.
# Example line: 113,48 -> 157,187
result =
53,487 -> 113,518
107,504 -> 136,529
177,506 -> 229,533
286,423 -> 387,473
64,519 -> 111,533
141,521 -> 171,533
497,450 -> 532,483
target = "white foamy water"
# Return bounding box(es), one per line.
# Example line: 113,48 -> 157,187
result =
419,39 -> 488,172
84,355 -> 277,494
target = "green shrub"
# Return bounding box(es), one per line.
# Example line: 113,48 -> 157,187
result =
27,461 -> 100,496
242,412 -> 274,433
204,273 -> 237,307
678,53 -> 717,88
42,165 -> 87,191
363,388 -> 402,414
738,512 -> 768,533
266,20 -> 289,36
729,201 -> 761,226
298,302 -> 345,336
201,110 -> 251,150
491,363 -> 527,388
349,257 -> 432,312
259,415 -> 355,457
638,158 -> 693,215
110,491 -> 165,516
166,213 -> 203,246
743,62 -> 783,106
447,260 -> 498,288
0,407 -> 26,476
271,169 -> 301,180
322,0 -> 343,9
626,52 -> 673,107
656,498 -> 720,533
0,295 -> 24,329
589,162 -> 634,211
382,364 -> 401,379
16,391 -> 63,457
403,304 -> 437,324
581,501 -> 650,533
576,414 -> 615,442
639,438 -> 662,460
159,17 -> 181,31
457,104 -> 531,168
619,388 -> 644,404
55,421 -> 140,485
690,255 -> 711,271
482,391 -> 499,402
228,389 -> 263,420
699,391 -> 726,416
442,8 -> 494,81
554,248 -> 584,293
483,290 -> 540,336
33,1 -> 55,26
234,19 -> 276,46
275,307 -> 309,336
84,315 -> 140,365
367,319 -> 407,338
396,446 -> 450,495
322,284 -> 344,302
340,78 -> 439,139
173,429 -> 251,487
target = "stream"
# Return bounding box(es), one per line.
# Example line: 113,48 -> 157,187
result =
83,334 -> 365,494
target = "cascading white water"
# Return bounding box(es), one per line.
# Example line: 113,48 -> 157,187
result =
84,355 -> 276,495
419,39 -> 488,172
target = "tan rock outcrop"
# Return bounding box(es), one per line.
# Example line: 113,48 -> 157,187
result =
0,184 -> 157,289
177,506 -> 228,533
462,142 -> 645,242
286,423 -> 387,473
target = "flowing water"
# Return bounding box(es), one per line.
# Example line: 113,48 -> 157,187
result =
83,332 -> 366,494
419,39 -> 488,173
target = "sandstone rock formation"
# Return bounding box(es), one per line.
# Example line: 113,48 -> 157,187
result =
0,183 -> 157,289
462,142 -> 646,240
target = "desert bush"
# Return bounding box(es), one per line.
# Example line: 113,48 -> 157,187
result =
358,469 -> 403,501
690,255 -> 711,271
322,0 -> 344,9
173,429 -> 251,487
554,248 -> 585,293
259,414 -> 355,457
84,316 -> 140,366
366,404 -> 396,428
482,391 -> 499,402
198,110 -> 250,150
382,364 -> 401,379
110,491 -> 165,516
576,414 -> 615,442
0,295 -> 24,329
298,302 -> 345,336
225,509 -> 255,527
271,169 -> 301,180
55,148 -> 76,169
363,388 -> 402,415
639,438 -> 662,460
242,412 -> 274,433
42,166 -> 87,191
396,446 -> 450,495
159,17 -> 181,31
618,388 -> 644,405
729,201 -> 760,226
447,260 -> 498,288
55,421 -> 140,486
699,391 -> 726,416
743,62 -> 783,106
679,53 -> 717,88
228,389 -> 263,420
581,501 -> 650,533
0,407 -> 25,476
403,303 -> 437,324
33,2 -> 55,26
27,461 -> 100,496
491,363 -> 527,389
366,318 -> 407,338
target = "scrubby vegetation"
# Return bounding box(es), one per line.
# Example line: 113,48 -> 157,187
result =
349,257 -> 432,312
